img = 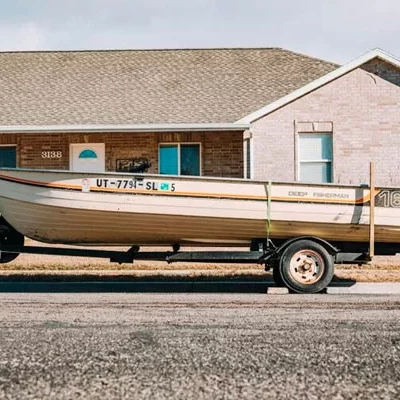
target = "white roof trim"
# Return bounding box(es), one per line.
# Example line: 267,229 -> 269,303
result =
0,123 -> 249,134
237,48 -> 400,124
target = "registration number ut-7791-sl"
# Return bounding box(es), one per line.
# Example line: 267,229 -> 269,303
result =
94,178 -> 176,192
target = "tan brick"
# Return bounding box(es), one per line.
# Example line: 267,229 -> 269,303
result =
252,61 -> 400,186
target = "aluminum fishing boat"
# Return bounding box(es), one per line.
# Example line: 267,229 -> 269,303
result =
0,168 -> 398,246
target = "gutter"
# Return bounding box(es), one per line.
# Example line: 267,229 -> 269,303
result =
0,123 -> 250,134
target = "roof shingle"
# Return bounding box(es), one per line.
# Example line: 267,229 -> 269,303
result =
0,48 -> 338,125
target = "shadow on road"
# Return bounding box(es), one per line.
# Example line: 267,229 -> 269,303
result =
0,274 -> 356,293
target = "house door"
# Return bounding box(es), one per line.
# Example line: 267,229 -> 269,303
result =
0,146 -> 17,168
70,143 -> 105,172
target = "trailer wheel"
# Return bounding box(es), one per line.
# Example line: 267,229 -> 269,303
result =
0,223 -> 24,263
279,240 -> 334,294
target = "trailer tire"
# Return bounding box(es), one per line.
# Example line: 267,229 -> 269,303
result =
0,223 -> 24,263
272,263 -> 284,286
279,240 -> 334,294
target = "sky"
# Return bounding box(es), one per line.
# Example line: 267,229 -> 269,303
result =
0,0 -> 399,64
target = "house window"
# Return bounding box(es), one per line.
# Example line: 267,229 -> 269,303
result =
299,133 -> 332,183
78,149 -> 98,159
159,144 -> 201,176
0,146 -> 17,168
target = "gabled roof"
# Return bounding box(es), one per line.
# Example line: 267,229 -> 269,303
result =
237,48 -> 400,123
0,48 -> 337,126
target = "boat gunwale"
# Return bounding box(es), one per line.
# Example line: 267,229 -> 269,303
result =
0,167 -> 378,190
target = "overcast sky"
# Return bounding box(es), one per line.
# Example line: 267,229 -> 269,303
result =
0,0 -> 399,64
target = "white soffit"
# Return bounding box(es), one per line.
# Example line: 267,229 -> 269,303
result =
236,48 -> 400,124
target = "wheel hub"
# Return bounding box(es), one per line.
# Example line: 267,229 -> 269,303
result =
289,250 -> 325,285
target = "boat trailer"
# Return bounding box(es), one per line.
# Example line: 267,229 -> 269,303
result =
2,227 -> 400,294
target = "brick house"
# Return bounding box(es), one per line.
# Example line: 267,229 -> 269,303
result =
0,47 -> 399,186
239,49 -> 400,186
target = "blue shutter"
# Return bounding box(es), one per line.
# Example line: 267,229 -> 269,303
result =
0,147 -> 16,168
159,145 -> 178,175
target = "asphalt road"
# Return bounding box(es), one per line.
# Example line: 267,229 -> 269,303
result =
0,293 -> 399,400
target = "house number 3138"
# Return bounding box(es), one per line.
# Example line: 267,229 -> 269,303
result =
42,151 -> 62,159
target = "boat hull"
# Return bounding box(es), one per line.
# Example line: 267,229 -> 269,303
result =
1,169 -> 400,246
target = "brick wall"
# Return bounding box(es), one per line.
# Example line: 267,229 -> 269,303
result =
251,58 -> 400,186
0,131 -> 243,178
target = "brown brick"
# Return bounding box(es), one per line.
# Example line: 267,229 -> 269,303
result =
0,131 -> 243,178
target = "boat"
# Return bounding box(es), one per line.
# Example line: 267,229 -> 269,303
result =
0,167 -> 399,247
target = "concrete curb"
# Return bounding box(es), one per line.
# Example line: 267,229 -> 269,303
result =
327,282 -> 400,294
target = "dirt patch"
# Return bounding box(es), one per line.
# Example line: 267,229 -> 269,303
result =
333,270 -> 400,282
0,269 -> 270,281
0,268 -> 400,283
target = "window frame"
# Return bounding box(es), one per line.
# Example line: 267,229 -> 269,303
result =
243,138 -> 252,179
297,132 -> 333,183
0,144 -> 17,168
158,142 -> 202,176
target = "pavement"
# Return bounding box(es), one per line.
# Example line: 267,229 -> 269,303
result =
0,293 -> 399,399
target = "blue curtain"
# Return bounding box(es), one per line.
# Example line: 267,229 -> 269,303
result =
181,144 -> 200,176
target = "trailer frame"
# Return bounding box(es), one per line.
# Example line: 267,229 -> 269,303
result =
1,234 -> 400,294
